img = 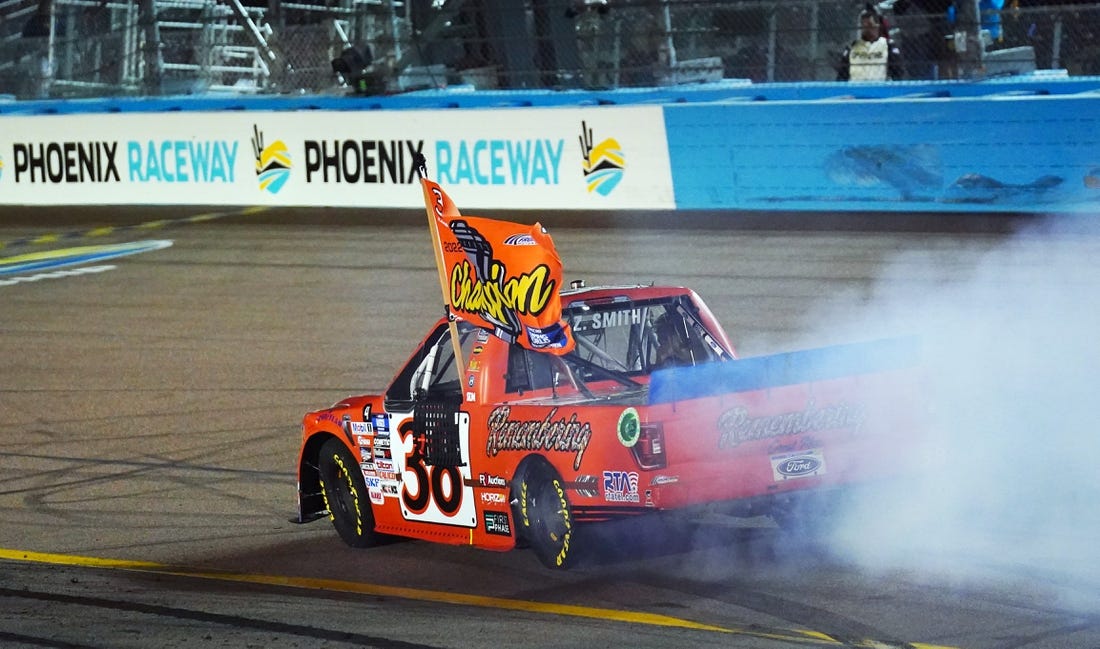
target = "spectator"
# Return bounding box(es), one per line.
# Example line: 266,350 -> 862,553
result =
566,0 -> 612,88
837,4 -> 904,80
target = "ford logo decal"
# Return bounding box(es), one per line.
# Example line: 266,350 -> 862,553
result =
778,457 -> 821,477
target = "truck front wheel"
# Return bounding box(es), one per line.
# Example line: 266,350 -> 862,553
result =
318,438 -> 381,548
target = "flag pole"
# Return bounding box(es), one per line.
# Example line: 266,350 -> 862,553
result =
414,154 -> 467,382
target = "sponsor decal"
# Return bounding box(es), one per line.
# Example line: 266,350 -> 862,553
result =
435,139 -> 564,186
316,412 -> 342,426
303,139 -> 423,183
617,407 -> 640,448
369,488 -> 385,505
486,406 -> 592,471
480,492 -> 507,505
251,125 -> 291,194
127,140 -> 237,183
467,359 -> 481,372
11,142 -> 121,183
371,413 -> 390,432
350,421 -> 374,436
504,233 -> 537,246
770,448 -> 826,481
373,436 -> 391,451
467,373 -> 476,388
478,473 -> 507,488
365,476 -> 381,489
483,511 -> 512,536
466,391 -> 476,402
382,482 -> 399,497
375,458 -> 394,472
579,121 -> 624,196
476,329 -> 490,343
603,470 -> 640,503
717,401 -> 865,449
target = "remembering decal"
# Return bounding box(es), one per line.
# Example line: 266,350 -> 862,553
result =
617,407 -> 640,448
770,448 -> 826,481
718,401 -> 865,449
483,511 -> 512,536
486,406 -> 592,471
602,470 -> 640,503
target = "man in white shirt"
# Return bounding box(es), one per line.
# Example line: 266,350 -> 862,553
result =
837,4 -> 904,81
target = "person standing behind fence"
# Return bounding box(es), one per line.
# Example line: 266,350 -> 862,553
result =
837,4 -> 904,81
567,0 -> 612,89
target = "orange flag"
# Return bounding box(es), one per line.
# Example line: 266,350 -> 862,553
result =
422,177 -> 575,355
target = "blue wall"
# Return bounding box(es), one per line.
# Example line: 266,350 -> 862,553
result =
4,76 -> 1099,214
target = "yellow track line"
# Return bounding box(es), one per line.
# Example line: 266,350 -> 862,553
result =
0,206 -> 270,251
0,547 -> 959,647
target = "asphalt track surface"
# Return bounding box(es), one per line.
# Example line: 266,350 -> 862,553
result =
2,206 -> 1100,649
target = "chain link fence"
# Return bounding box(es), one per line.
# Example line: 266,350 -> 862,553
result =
1,0 -> 1098,100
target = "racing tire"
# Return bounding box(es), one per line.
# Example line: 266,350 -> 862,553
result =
318,437 -> 381,548
517,460 -> 578,569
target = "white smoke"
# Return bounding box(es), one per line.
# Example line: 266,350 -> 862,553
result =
813,220 -> 1100,611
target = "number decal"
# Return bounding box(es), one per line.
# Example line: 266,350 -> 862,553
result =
398,419 -> 466,519
432,466 -> 463,515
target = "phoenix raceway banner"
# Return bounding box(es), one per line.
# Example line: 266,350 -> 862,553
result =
0,107 -> 673,210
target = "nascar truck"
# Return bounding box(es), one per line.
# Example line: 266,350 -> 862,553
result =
295,281 -> 921,568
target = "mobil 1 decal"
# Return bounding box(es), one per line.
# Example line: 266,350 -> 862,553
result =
392,411 -> 476,528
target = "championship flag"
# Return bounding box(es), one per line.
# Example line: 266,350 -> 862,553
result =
421,175 -> 575,356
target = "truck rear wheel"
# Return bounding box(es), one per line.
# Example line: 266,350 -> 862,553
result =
318,437 -> 381,548
519,461 -> 578,569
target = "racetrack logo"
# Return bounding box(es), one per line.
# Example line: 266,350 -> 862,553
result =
579,121 -> 624,196
252,125 -> 291,194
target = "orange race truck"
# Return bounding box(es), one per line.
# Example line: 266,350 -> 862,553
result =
294,280 -> 923,568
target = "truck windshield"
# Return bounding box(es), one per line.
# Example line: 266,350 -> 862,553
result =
564,296 -> 724,375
